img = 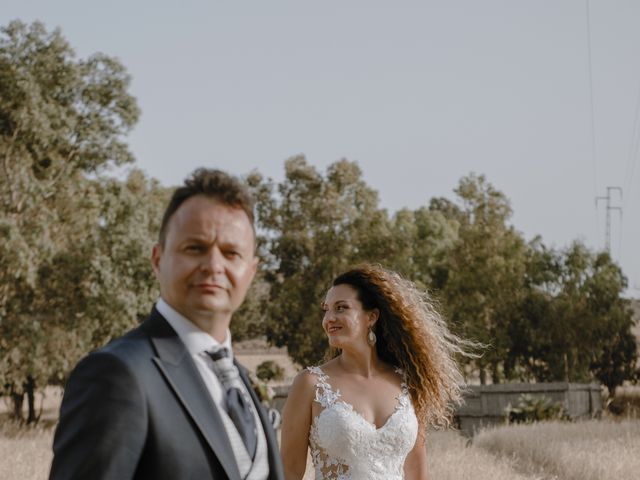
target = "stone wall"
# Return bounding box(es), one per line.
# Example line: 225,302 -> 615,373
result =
455,382 -> 602,436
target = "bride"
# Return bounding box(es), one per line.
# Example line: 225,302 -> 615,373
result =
280,264 -> 469,480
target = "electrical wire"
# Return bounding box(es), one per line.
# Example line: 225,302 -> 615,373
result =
585,0 -> 600,243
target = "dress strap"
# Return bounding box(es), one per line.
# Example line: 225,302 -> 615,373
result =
306,366 -> 341,408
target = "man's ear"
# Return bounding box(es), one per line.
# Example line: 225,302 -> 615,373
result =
151,243 -> 162,274
249,255 -> 259,281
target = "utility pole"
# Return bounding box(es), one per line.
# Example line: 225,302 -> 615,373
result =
595,186 -> 622,253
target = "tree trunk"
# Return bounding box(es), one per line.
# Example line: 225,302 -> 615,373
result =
491,361 -> 500,384
25,376 -> 37,424
10,385 -> 24,421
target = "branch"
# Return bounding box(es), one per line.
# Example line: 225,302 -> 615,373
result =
41,148 -> 78,198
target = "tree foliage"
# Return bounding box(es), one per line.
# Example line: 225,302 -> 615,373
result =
439,174 -> 527,384
248,157 -> 392,366
247,164 -> 636,390
0,21 -> 636,421
511,240 -> 637,393
0,20 -> 142,421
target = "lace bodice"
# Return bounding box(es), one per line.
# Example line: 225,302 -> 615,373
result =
307,366 -> 418,480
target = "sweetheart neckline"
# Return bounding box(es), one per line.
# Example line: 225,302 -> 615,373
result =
309,365 -> 409,431
314,396 -> 407,431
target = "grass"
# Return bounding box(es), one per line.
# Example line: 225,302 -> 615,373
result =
426,429 -> 536,480
0,421 -> 53,480
2,386 -> 639,480
0,422 -> 534,480
3,420 -> 638,479
474,419 -> 640,480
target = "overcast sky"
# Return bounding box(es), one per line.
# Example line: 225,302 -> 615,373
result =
4,1 -> 640,296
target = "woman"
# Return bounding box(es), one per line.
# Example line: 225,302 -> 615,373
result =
280,264 -> 469,480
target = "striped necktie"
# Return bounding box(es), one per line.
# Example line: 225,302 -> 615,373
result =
207,347 -> 257,458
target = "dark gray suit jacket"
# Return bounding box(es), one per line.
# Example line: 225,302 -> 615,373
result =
50,308 -> 285,480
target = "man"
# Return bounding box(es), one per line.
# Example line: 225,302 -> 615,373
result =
50,169 -> 285,480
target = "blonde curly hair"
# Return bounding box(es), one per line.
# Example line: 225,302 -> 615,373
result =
330,263 -> 472,429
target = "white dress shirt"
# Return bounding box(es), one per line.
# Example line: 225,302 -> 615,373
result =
156,298 -> 269,480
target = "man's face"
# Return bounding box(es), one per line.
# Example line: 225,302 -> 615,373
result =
151,195 -> 257,329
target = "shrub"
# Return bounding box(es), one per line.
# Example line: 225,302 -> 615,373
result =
607,385 -> 640,417
505,394 -> 568,424
256,360 -> 284,382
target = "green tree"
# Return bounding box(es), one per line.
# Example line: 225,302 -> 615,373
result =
37,170 -> 167,377
1,170 -> 167,422
0,20 -> 139,421
402,206 -> 458,291
510,240 -> 637,392
557,245 -> 636,392
250,156 -> 392,366
440,173 -> 527,384
231,272 -> 271,341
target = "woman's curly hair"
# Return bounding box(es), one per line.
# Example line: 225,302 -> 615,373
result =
331,263 -> 473,429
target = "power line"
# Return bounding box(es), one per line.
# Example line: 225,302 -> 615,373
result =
585,0 -> 600,241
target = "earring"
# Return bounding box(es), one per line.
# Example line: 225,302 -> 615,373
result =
367,327 -> 377,346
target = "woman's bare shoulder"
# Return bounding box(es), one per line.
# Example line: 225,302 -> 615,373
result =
288,367 -> 318,397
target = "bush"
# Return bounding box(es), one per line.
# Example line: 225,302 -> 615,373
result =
256,360 -> 284,382
504,394 -> 568,424
607,385 -> 640,417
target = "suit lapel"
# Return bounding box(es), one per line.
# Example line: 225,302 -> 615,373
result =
236,361 -> 285,480
145,310 -> 242,480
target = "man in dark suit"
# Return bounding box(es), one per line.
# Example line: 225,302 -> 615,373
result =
50,169 -> 285,480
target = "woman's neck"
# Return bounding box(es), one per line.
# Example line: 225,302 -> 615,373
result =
337,348 -> 382,378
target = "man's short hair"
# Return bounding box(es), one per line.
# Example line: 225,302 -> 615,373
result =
158,168 -> 255,246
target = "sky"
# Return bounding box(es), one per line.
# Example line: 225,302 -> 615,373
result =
4,1 -> 640,296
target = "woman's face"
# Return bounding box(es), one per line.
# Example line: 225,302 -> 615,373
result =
322,284 -> 375,349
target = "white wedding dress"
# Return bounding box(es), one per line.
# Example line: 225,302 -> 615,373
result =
307,366 -> 419,480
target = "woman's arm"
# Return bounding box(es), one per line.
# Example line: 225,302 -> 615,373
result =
404,424 -> 428,480
280,370 -> 316,480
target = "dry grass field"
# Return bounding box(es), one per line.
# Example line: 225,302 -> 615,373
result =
0,422 -> 53,480
474,419 -> 640,480
425,430 -> 535,480
2,367 -> 638,479
0,424 -> 535,480
4,418 -> 638,479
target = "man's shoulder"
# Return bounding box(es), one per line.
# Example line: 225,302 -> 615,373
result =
101,326 -> 150,355
62,323 -> 155,391
92,315 -> 158,365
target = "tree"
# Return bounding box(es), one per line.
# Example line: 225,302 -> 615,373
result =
562,245 -> 636,392
249,156 -> 392,366
440,173 -> 527,384
231,272 -> 271,341
40,171 -> 167,369
0,20 -> 139,421
1,170 -> 167,422
510,239 -> 637,392
400,206 -> 459,291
